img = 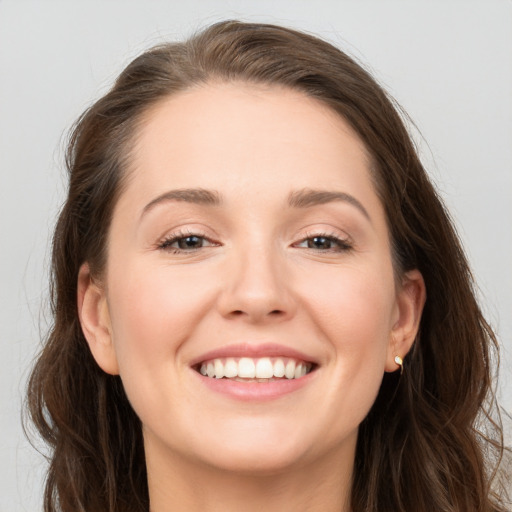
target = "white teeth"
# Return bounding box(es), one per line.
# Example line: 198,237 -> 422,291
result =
273,359 -> 285,378
214,359 -> 224,379
238,358 -> 256,378
285,359 -> 296,379
255,357 -> 273,378
197,357 -> 312,380
224,358 -> 238,378
294,363 -> 308,378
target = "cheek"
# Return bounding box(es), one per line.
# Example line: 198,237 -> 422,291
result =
104,260 -> 221,437
301,261 -> 396,345
297,263 -> 395,417
106,259 -> 215,376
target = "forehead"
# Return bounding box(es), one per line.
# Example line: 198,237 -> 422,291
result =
125,82 -> 381,215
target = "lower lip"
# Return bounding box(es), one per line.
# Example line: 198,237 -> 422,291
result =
192,369 -> 317,401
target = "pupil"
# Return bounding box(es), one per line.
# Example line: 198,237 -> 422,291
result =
179,236 -> 201,249
309,236 -> 331,249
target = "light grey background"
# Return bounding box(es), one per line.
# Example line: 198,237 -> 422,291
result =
1,1 -> 511,510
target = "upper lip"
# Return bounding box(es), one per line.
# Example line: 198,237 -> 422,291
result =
189,342 -> 319,367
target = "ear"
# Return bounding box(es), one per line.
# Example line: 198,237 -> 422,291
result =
385,269 -> 426,373
77,263 -> 119,375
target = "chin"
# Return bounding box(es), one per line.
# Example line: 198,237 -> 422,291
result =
184,419 -> 325,475
199,443 -> 310,476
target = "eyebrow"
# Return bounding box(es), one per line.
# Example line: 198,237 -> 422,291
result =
288,188 -> 371,221
141,188 -> 221,217
141,187 -> 370,222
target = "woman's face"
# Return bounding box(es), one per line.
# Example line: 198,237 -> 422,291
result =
80,83 -> 424,475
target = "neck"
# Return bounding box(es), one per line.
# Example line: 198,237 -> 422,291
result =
145,438 -> 354,512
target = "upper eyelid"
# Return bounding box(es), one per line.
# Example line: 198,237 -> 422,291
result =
297,229 -> 352,242
157,225 -> 215,242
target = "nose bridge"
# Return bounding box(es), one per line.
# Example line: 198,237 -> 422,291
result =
218,236 -> 294,322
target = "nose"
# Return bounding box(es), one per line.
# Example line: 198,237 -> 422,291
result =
216,245 -> 296,324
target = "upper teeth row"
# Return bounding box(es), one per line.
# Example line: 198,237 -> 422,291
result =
199,357 -> 311,380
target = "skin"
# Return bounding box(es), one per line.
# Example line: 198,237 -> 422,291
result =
78,83 -> 425,512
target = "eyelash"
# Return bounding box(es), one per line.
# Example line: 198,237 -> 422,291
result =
157,229 -> 352,255
294,232 -> 353,253
157,230 -> 218,254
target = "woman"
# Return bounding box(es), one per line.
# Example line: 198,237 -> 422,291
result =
27,20 -> 509,511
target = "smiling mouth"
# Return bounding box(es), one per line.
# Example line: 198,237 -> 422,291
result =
194,357 -> 316,381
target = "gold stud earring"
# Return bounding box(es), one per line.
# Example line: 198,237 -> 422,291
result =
394,355 -> 403,375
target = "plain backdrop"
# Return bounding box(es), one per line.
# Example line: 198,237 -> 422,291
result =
0,1 -> 511,510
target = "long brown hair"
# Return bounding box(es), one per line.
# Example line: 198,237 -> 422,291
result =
26,20 -> 510,511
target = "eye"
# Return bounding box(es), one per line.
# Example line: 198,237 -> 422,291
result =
295,233 -> 352,252
158,231 -> 218,253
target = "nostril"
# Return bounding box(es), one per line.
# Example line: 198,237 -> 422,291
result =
228,309 -> 285,319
